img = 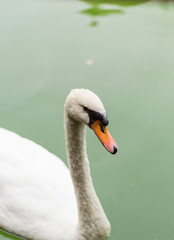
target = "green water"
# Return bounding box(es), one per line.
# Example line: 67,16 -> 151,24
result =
0,0 -> 174,239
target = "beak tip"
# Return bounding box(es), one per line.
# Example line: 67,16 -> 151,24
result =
112,145 -> 118,154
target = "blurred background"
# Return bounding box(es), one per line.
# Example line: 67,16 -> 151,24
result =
0,0 -> 174,239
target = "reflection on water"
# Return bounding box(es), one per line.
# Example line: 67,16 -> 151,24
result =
79,0 -> 174,26
80,0 -> 150,7
0,230 -> 20,240
79,0 -> 150,26
80,6 -> 123,17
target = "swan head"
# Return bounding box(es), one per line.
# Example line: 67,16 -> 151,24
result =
65,88 -> 118,154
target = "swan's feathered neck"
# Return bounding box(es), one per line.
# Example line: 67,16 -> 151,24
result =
64,109 -> 110,240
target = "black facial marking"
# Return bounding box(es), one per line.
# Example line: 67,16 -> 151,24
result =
82,105 -> 109,127
101,118 -> 109,126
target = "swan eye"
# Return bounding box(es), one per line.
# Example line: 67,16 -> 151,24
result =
83,106 -> 88,112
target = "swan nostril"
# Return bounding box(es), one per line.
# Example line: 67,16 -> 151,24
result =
112,146 -> 118,154
99,124 -> 105,134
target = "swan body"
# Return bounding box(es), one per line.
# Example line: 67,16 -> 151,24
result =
0,128 -> 78,240
0,89 -> 118,240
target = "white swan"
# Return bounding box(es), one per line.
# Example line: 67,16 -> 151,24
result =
0,89 -> 118,240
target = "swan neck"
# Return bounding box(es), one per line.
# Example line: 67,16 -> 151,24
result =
64,112 -> 110,239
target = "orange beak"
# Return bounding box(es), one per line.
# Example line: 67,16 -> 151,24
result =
91,120 -> 118,154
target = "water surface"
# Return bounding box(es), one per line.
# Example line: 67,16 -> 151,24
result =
0,0 -> 174,239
